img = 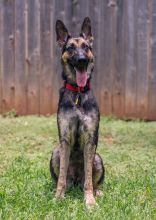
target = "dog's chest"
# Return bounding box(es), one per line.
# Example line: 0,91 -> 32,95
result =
58,107 -> 98,145
76,108 -> 97,148
58,88 -> 99,148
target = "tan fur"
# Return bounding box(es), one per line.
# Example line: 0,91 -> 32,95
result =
62,51 -> 69,63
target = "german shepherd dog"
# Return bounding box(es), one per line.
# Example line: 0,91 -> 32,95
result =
50,17 -> 105,208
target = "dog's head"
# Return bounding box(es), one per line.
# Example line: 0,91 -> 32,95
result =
56,17 -> 94,87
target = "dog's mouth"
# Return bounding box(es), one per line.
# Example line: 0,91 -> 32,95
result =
74,66 -> 88,87
68,58 -> 89,87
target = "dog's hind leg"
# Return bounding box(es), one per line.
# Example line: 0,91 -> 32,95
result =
50,146 -> 60,183
93,153 -> 105,197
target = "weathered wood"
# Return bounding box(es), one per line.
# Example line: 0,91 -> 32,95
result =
14,0 -> 27,115
0,0 -> 2,113
96,0 -> 106,114
148,0 -> 156,120
54,0 -> 64,90
0,0 -> 156,120
136,0 -> 148,119
50,0 -> 57,113
27,0 -> 40,114
53,0 -> 69,112
71,0 -> 80,35
98,0 -> 114,115
112,0 -> 126,117
91,0 -> 102,106
1,0 -> 15,113
39,0 -> 53,114
125,0 -> 137,118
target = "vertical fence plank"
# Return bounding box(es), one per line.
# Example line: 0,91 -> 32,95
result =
39,0 -> 53,114
1,0 -> 15,113
112,0 -> 126,117
64,0 -> 72,30
136,0 -> 148,119
125,0 -> 137,118
148,0 -> 156,120
108,1 -> 118,116
91,0 -> 102,106
0,0 -> 2,113
52,0 -> 73,113
71,0 -> 80,35
98,0 -> 114,115
53,0 -> 65,96
27,0 -> 40,114
96,0 -> 106,114
50,0 -> 57,113
14,0 -> 27,115
71,0 -> 89,34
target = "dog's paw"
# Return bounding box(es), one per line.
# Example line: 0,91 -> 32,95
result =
55,189 -> 65,199
85,193 -> 97,208
94,189 -> 103,197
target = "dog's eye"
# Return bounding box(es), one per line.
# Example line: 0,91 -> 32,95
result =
81,43 -> 89,51
66,44 -> 75,53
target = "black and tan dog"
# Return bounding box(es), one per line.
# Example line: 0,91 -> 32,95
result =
50,17 -> 105,208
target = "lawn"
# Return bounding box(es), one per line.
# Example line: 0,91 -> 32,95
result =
0,115 -> 156,220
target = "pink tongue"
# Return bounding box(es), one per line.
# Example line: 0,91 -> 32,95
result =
76,70 -> 88,87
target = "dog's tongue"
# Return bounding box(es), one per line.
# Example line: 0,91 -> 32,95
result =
76,70 -> 88,87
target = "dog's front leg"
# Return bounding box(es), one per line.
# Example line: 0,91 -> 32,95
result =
84,143 -> 96,207
55,141 -> 70,198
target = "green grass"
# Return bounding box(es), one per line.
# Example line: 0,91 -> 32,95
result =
0,115 -> 156,220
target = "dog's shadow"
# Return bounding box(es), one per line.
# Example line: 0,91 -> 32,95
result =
65,186 -> 84,200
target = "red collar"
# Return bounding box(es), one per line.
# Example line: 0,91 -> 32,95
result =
64,81 -> 91,92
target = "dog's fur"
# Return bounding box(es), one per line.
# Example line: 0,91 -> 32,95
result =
50,17 -> 105,207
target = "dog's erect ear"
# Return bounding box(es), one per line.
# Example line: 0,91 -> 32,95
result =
56,20 -> 70,48
80,17 -> 93,47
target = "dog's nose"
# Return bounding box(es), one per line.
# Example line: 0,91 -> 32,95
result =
77,56 -> 88,65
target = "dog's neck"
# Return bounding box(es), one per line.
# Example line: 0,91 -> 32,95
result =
63,80 -> 91,93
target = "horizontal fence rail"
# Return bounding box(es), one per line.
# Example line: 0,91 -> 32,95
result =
0,0 -> 156,119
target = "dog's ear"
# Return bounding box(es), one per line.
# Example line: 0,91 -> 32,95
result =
56,20 -> 70,48
80,17 -> 93,47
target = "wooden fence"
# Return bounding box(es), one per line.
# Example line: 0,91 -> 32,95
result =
0,0 -> 156,119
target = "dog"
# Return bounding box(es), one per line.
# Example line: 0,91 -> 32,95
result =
50,17 -> 105,208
